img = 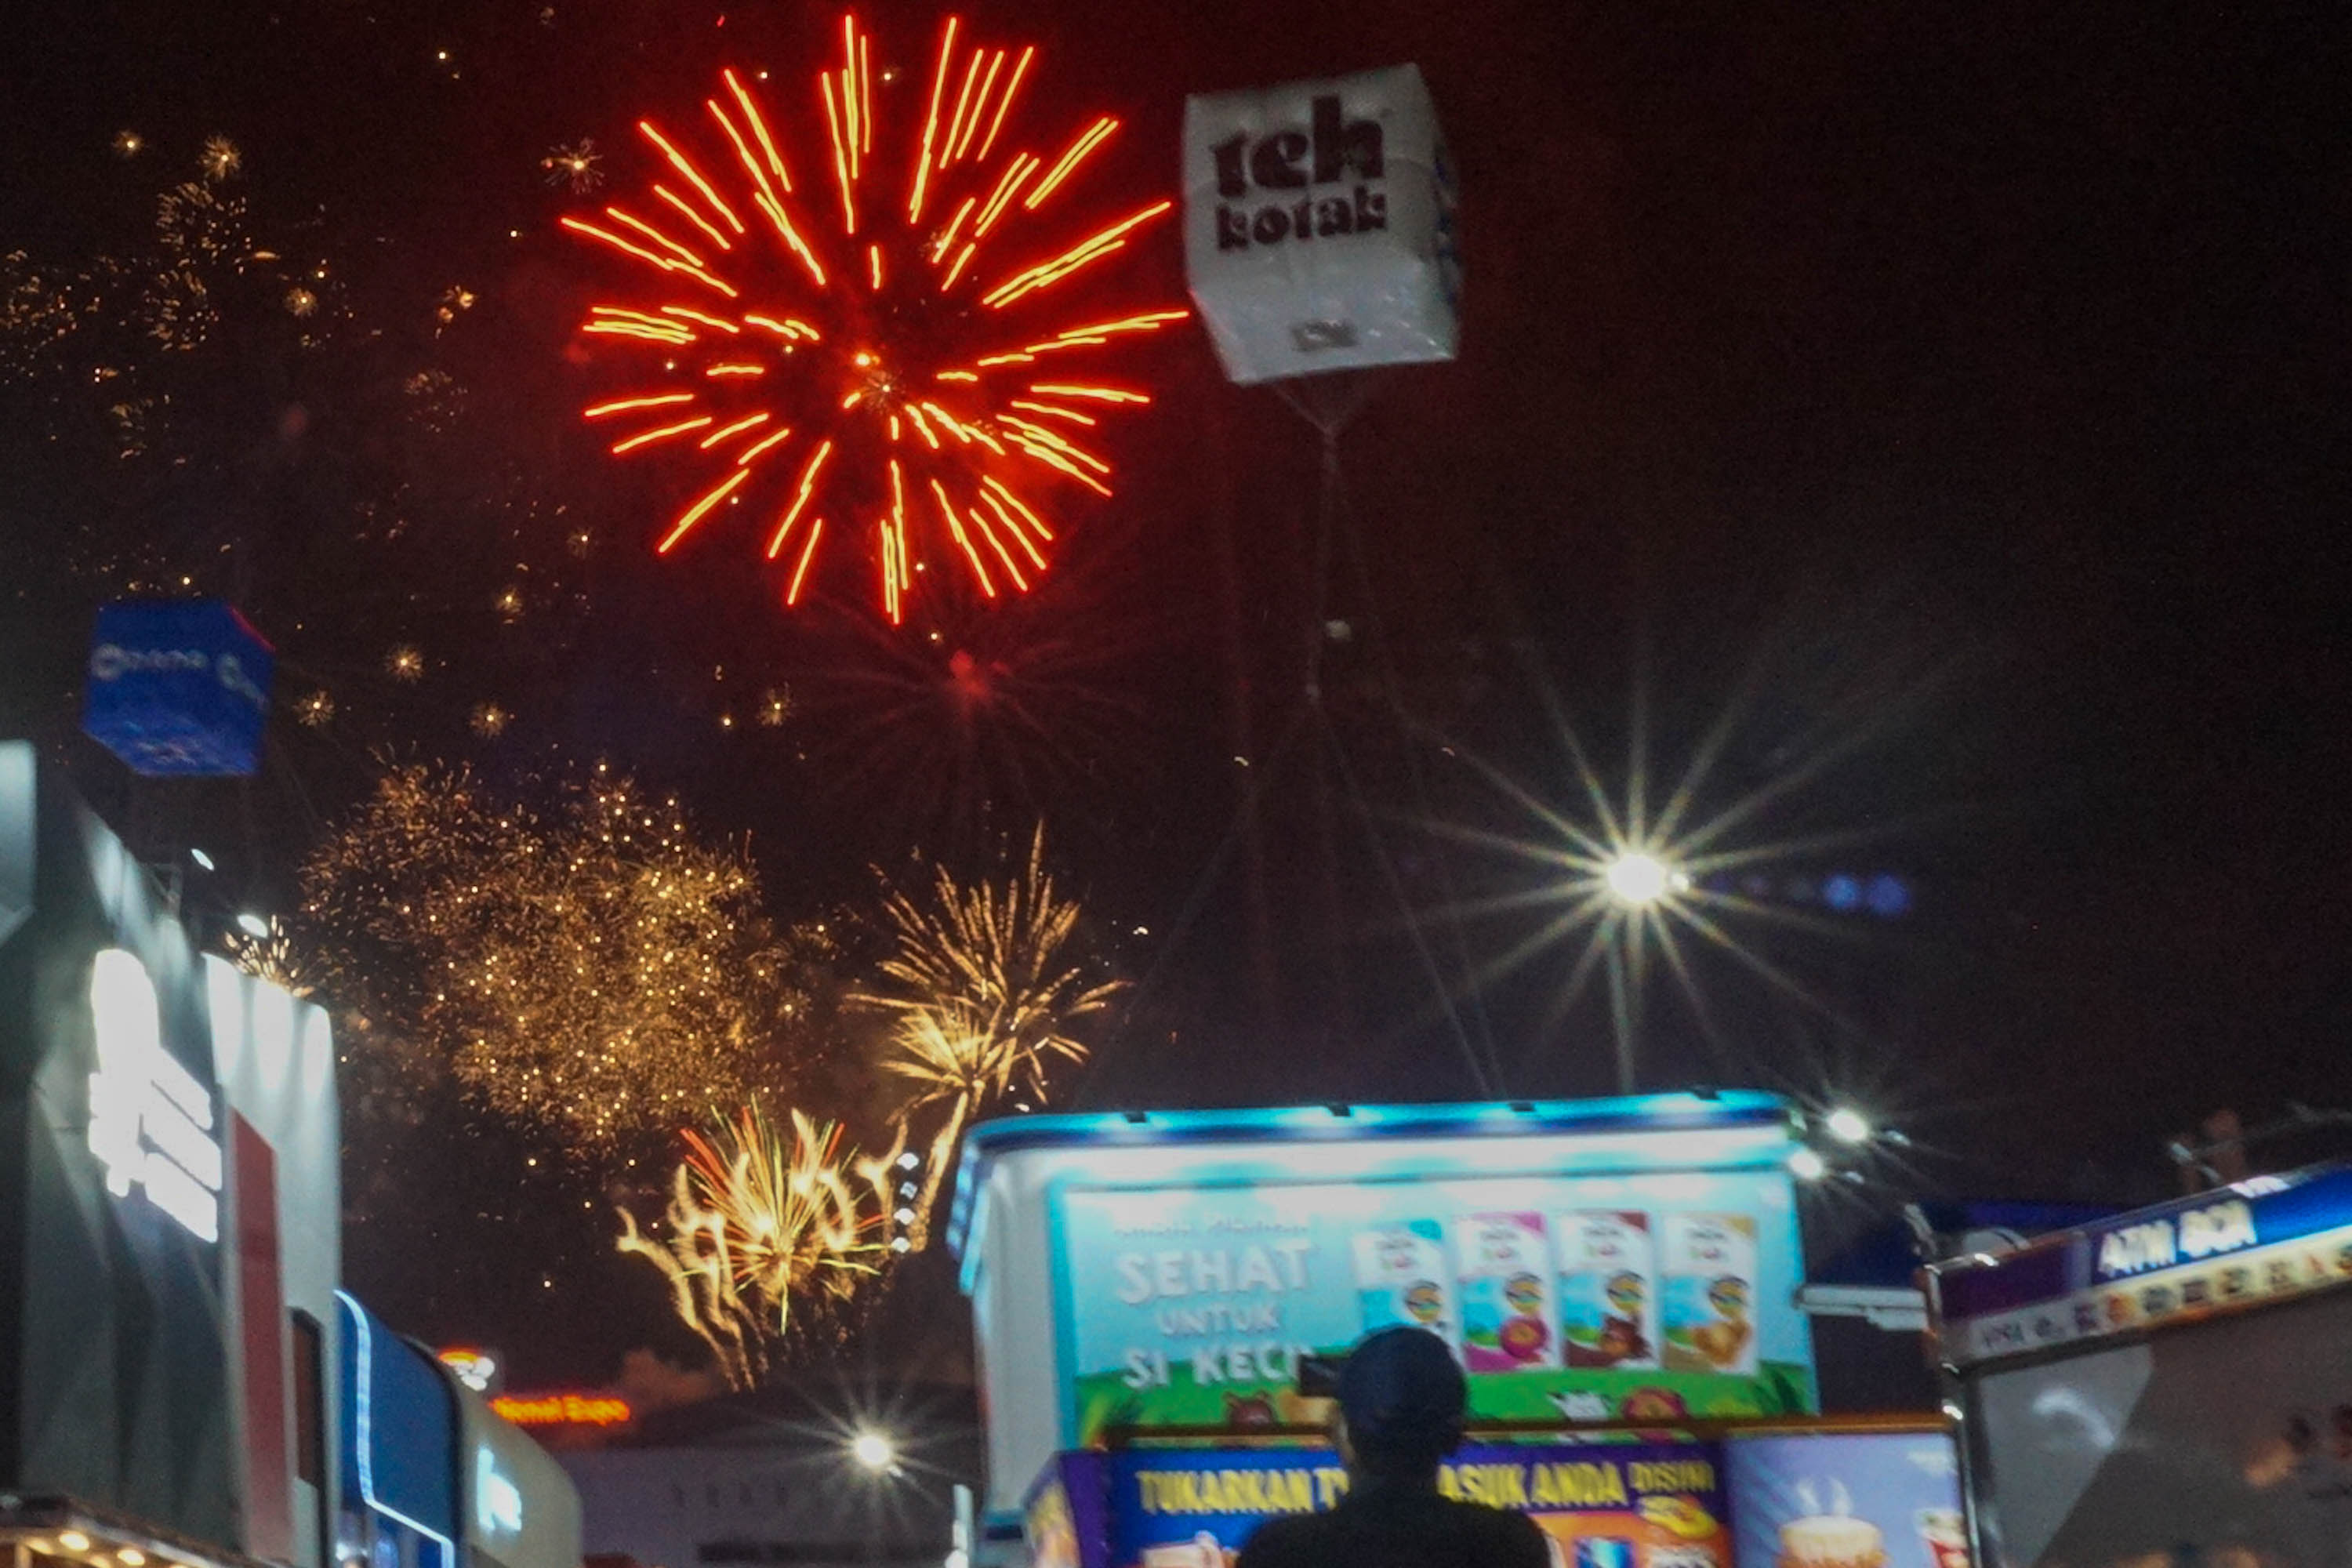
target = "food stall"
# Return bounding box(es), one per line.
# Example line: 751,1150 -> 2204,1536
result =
952,1096 -> 1966,1568
1929,1162 -> 2352,1566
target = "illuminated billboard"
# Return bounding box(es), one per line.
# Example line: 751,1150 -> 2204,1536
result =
0,744 -> 238,1546
952,1096 -> 1813,1519
1028,1429 -> 1965,1568
1933,1163 -> 2352,1564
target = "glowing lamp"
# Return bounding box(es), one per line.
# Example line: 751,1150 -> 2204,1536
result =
1603,853 -> 1673,907
1824,1107 -> 1872,1145
1788,1147 -> 1828,1181
851,1431 -> 897,1472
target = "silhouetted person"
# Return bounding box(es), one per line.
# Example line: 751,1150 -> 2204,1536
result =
1238,1328 -> 1551,1568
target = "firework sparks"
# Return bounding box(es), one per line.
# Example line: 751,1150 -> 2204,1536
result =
294,688 -> 335,726
199,135 -> 242,183
386,644 -> 425,681
468,701 -> 510,736
296,764 -> 830,1155
617,1105 -> 892,1388
223,916 -> 311,997
564,14 -> 1185,624
857,828 -> 1121,1246
542,138 -> 604,193
113,130 -> 145,159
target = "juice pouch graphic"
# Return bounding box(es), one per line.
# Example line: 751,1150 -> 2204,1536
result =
1659,1212 -> 1758,1376
1353,1221 -> 1459,1348
1555,1210 -> 1657,1368
1452,1212 -> 1559,1371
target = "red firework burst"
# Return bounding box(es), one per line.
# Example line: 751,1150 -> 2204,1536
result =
564,14 -> 1187,624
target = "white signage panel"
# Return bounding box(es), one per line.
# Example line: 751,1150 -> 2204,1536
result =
1184,64 -> 1459,384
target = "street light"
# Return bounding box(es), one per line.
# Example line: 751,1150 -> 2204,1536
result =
1599,849 -> 1682,1094
1788,1147 -> 1828,1181
851,1431 -> 898,1473
1603,853 -> 1672,907
1824,1106 -> 1872,1145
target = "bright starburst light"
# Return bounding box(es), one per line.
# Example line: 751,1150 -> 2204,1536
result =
1425,617 -> 1964,1091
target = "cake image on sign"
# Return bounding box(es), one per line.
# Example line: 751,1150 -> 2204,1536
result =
1353,1221 -> 1461,1350
1915,1510 -> 1969,1568
1659,1213 -> 1758,1375
1777,1515 -> 1886,1568
1452,1213 -> 1558,1371
1141,1534 -> 1232,1568
1556,1210 -> 1658,1369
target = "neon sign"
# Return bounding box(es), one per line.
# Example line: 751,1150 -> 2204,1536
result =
88,948 -> 222,1242
490,1392 -> 633,1428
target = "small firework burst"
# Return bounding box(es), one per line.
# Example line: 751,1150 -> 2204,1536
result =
494,584 -> 524,622
617,1106 -> 891,1388
566,528 -> 594,559
112,130 -> 145,158
858,828 -> 1122,1247
470,702 -> 510,737
295,689 -> 335,727
541,139 -> 603,193
434,285 -> 477,327
402,367 -> 465,431
283,286 -> 318,318
154,180 -> 248,267
758,686 -> 792,728
386,644 -> 425,681
223,916 -> 310,996
199,135 -> 241,183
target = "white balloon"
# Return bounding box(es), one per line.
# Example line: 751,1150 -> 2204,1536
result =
1185,64 -> 1460,385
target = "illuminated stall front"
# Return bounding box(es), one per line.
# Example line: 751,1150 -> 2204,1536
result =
947,1096 -> 1819,1530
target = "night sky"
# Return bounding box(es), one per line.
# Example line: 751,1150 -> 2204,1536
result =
2,0 -> 2344,1379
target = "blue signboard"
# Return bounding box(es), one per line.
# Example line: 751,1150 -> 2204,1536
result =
1726,1432 -> 1966,1568
1098,1442 -> 1730,1568
339,1294 -> 459,1564
1932,1163 -> 2352,1367
82,601 -> 274,776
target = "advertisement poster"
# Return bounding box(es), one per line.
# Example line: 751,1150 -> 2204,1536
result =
1726,1432 -> 1966,1568
1968,1287 -> 2352,1566
1054,1170 -> 1810,1442
1029,1453 -> 1112,1568
1105,1443 -> 1730,1568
